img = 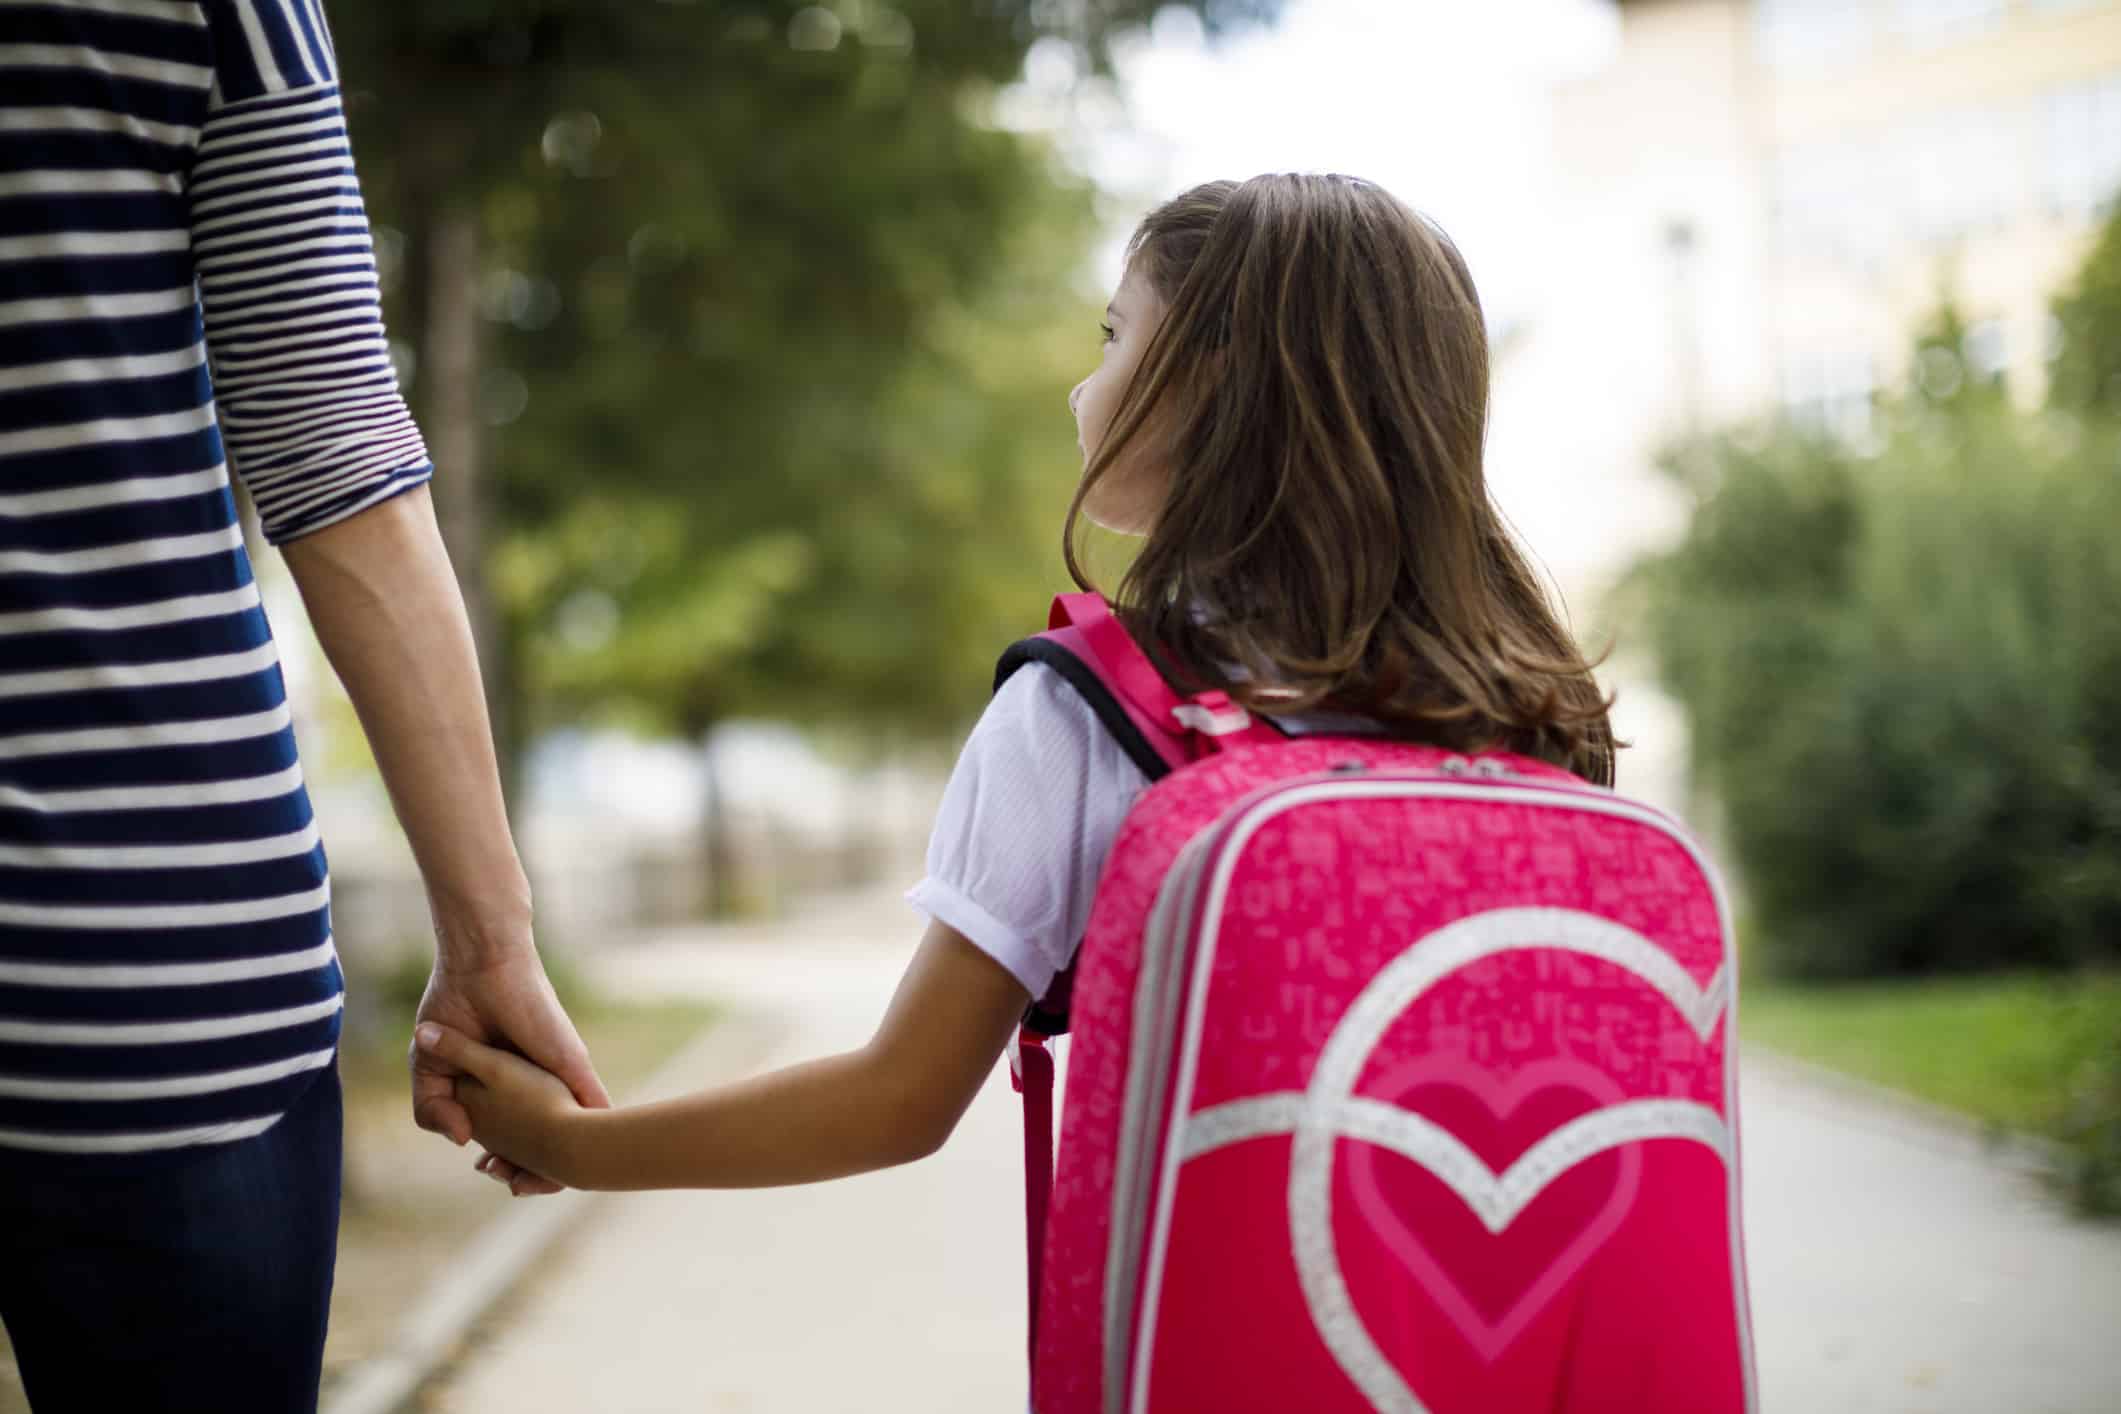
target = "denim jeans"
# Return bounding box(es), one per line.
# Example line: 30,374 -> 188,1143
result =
0,1066 -> 342,1414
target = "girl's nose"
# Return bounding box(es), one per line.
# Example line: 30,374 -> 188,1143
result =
1068,380 -> 1085,416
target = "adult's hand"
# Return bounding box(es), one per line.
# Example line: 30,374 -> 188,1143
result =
409,943 -> 609,1195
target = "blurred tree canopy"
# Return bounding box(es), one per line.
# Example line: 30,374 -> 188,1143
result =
2049,200 -> 2121,414
1625,295 -> 2121,983
328,0 -> 1279,782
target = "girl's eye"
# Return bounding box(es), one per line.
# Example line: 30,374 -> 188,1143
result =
1099,323 -> 1116,345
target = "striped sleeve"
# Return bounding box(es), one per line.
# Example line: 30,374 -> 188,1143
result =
190,0 -> 430,545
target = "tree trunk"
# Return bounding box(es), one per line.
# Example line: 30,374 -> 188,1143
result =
699,728 -> 730,917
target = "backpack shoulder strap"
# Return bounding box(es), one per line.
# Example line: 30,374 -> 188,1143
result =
995,591 -> 1284,784
994,622 -> 1184,784
992,593 -> 1293,1040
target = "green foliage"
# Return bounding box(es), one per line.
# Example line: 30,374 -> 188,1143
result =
1636,223 -> 2121,1216
330,0 -> 1278,748
1908,299 -> 2010,412
495,172 -> 1106,739
2059,1020 -> 2121,1217
2050,207 -> 2121,414
1627,393 -> 2121,982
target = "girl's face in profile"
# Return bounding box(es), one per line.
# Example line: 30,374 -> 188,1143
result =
1070,265 -> 1170,535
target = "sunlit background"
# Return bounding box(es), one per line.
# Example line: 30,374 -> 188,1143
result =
12,2 -> 2119,1411
299,0 -> 2121,1406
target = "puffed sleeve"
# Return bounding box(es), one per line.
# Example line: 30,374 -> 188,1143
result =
191,0 -> 432,543
907,664 -> 1151,999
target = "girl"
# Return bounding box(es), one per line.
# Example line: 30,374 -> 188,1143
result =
417,172 -> 1614,1199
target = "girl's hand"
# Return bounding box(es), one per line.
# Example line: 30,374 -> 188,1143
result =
414,1022 -> 589,1189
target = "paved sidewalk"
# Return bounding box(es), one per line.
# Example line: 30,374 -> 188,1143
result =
430,894 -> 2121,1413
1743,1055 -> 2121,1413
426,895 -> 1028,1413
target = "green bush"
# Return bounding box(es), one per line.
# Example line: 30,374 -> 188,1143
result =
2058,1012 -> 2121,1218
1627,400 -> 2121,981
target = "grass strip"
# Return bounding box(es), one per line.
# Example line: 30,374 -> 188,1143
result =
1742,971 -> 2121,1137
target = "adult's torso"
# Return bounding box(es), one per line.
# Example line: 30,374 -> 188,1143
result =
0,0 -> 340,1165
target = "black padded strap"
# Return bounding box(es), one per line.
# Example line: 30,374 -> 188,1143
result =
994,635 -> 1182,1039
995,637 -> 1175,785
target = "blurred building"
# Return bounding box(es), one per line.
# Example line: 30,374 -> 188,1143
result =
1484,0 -> 2121,813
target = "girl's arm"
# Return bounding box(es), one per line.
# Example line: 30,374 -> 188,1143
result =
417,921 -> 1032,1192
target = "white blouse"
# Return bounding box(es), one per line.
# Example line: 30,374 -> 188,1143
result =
906,664 -> 1152,998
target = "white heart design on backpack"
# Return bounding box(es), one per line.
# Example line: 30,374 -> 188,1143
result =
1172,908 -> 1735,1413
1340,1054 -> 1645,1363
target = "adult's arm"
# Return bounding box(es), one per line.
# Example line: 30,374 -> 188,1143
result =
192,0 -> 607,1159
281,490 -> 610,1153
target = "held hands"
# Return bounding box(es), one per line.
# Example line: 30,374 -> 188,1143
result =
412,923 -> 1035,1196
409,947 -> 609,1195
415,1021 -> 590,1190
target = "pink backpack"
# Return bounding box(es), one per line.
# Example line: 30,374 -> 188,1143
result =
999,594 -> 1755,1414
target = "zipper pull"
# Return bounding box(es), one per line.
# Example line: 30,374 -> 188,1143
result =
1438,755 -> 1516,779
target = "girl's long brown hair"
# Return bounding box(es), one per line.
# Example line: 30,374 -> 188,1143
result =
1066,175 -> 1617,785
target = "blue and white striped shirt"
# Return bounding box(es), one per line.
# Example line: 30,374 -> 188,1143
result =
0,0 -> 429,1161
